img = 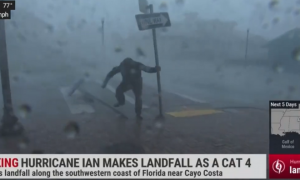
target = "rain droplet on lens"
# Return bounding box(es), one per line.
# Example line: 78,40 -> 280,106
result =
130,69 -> 136,74
286,7 -> 293,14
18,104 -> 32,118
114,47 -> 122,53
18,136 -> 30,149
57,40 -> 66,47
292,47 -> 300,61
10,20 -> 18,28
181,42 -> 189,49
150,102 -> 158,108
154,121 -> 164,129
161,27 -> 168,32
46,24 -> 54,33
274,64 -> 284,73
116,114 -> 127,120
17,33 -> 27,42
269,0 -> 279,10
272,17 -> 280,24
262,23 -> 269,29
159,2 -> 168,10
63,121 -> 80,139
295,9 -> 300,16
84,71 -> 90,78
145,126 -> 153,134
12,75 -> 19,82
288,86 -> 296,92
175,0 -> 185,5
265,78 -> 273,84
288,32 -> 294,39
215,66 -> 222,72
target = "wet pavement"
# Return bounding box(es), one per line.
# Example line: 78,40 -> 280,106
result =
0,73 -> 269,154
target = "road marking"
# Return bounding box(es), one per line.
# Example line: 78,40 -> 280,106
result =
94,80 -> 149,109
167,109 -> 222,118
171,92 -> 206,103
60,87 -> 95,114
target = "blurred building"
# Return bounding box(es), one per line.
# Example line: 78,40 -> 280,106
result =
262,28 -> 300,65
126,12 -> 267,61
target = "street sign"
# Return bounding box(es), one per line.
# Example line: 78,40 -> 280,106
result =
135,12 -> 171,31
138,0 -> 148,14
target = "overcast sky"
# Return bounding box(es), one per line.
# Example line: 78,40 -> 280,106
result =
16,0 -> 300,40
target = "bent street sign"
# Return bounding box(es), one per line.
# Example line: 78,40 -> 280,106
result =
135,12 -> 171,31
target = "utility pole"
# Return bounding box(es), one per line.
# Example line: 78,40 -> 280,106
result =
0,20 -> 24,136
101,18 -> 104,46
245,29 -> 249,60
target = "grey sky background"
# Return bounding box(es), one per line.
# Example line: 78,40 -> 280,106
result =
15,0 -> 300,40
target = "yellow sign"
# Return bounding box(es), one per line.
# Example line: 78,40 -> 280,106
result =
167,109 -> 223,118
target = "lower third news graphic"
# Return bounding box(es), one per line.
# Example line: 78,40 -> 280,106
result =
269,100 -> 300,179
0,154 -> 266,179
0,1 -> 16,19
0,10 -> 10,19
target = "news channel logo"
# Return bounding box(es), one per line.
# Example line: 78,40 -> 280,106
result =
272,159 -> 285,174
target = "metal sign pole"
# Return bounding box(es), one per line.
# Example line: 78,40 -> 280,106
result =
0,20 -> 23,136
148,4 -> 163,118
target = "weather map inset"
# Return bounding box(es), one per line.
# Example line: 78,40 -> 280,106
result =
270,101 -> 300,154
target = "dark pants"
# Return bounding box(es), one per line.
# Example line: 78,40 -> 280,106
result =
115,79 -> 143,116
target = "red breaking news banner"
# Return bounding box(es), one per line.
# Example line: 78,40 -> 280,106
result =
269,154 -> 300,179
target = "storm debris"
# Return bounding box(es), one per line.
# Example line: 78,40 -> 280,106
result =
136,47 -> 146,57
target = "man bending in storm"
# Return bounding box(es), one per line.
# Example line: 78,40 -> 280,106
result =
102,58 -> 161,120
